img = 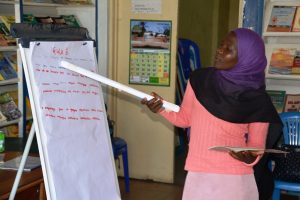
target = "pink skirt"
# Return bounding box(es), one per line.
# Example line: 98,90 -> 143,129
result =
182,172 -> 258,200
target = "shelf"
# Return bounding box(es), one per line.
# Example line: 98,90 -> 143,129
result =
22,1 -> 94,7
263,32 -> 300,37
269,0 -> 300,5
0,78 -> 19,86
23,1 -> 64,6
0,0 -> 18,5
266,74 -> 300,80
0,46 -> 18,51
0,0 -> 94,7
0,119 -> 19,128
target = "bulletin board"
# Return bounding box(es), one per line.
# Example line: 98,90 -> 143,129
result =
129,19 -> 172,86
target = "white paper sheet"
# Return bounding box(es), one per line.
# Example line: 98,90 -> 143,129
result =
28,41 -> 120,200
131,0 -> 161,14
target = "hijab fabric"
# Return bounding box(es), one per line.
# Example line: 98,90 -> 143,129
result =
217,28 -> 267,91
190,28 -> 281,123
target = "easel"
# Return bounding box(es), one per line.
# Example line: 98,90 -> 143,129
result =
9,23 -> 121,200
8,23 -> 94,200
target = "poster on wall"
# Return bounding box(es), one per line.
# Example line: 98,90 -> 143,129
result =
129,19 -> 171,86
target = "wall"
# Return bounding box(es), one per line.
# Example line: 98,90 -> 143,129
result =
177,0 -> 240,67
177,0 -> 215,67
229,0 -> 240,31
97,0 -> 109,102
216,0 -> 240,49
108,0 -> 179,183
217,1 -> 230,46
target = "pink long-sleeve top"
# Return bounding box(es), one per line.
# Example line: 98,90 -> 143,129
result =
160,81 -> 269,175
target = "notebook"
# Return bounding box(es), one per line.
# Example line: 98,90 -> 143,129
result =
209,146 -> 288,154
0,155 -> 41,172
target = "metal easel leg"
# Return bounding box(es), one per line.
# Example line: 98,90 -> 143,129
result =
9,123 -> 35,200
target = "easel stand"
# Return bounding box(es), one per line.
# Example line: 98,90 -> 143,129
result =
9,124 -> 35,200
9,23 -> 122,200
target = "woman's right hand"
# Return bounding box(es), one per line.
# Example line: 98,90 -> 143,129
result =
141,92 -> 164,113
229,150 -> 262,164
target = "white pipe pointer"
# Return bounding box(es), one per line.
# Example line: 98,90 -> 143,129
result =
60,61 -> 180,112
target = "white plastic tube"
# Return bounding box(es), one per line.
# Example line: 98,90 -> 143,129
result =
60,61 -> 180,112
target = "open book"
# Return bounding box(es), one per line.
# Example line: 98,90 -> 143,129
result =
0,155 -> 41,172
209,146 -> 288,154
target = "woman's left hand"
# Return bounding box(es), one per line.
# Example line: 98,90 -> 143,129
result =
141,92 -> 164,113
229,151 -> 263,164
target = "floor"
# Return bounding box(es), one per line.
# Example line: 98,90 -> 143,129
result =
119,178 -> 300,200
119,178 -> 183,200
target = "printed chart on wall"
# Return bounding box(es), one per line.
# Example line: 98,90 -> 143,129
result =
129,20 -> 171,86
25,41 -> 120,200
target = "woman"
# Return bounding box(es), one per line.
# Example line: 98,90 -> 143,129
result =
141,28 -> 281,200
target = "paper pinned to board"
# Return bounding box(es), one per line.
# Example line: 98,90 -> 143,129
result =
131,0 -> 161,14
209,146 -> 288,154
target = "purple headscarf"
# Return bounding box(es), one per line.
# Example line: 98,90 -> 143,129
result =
189,28 -> 280,123
217,28 -> 267,90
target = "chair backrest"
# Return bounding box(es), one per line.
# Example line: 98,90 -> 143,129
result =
279,112 -> 300,145
176,38 -> 201,104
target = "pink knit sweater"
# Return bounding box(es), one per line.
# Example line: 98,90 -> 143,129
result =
160,81 -> 269,175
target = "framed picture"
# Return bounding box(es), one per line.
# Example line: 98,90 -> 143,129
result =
129,19 -> 172,86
